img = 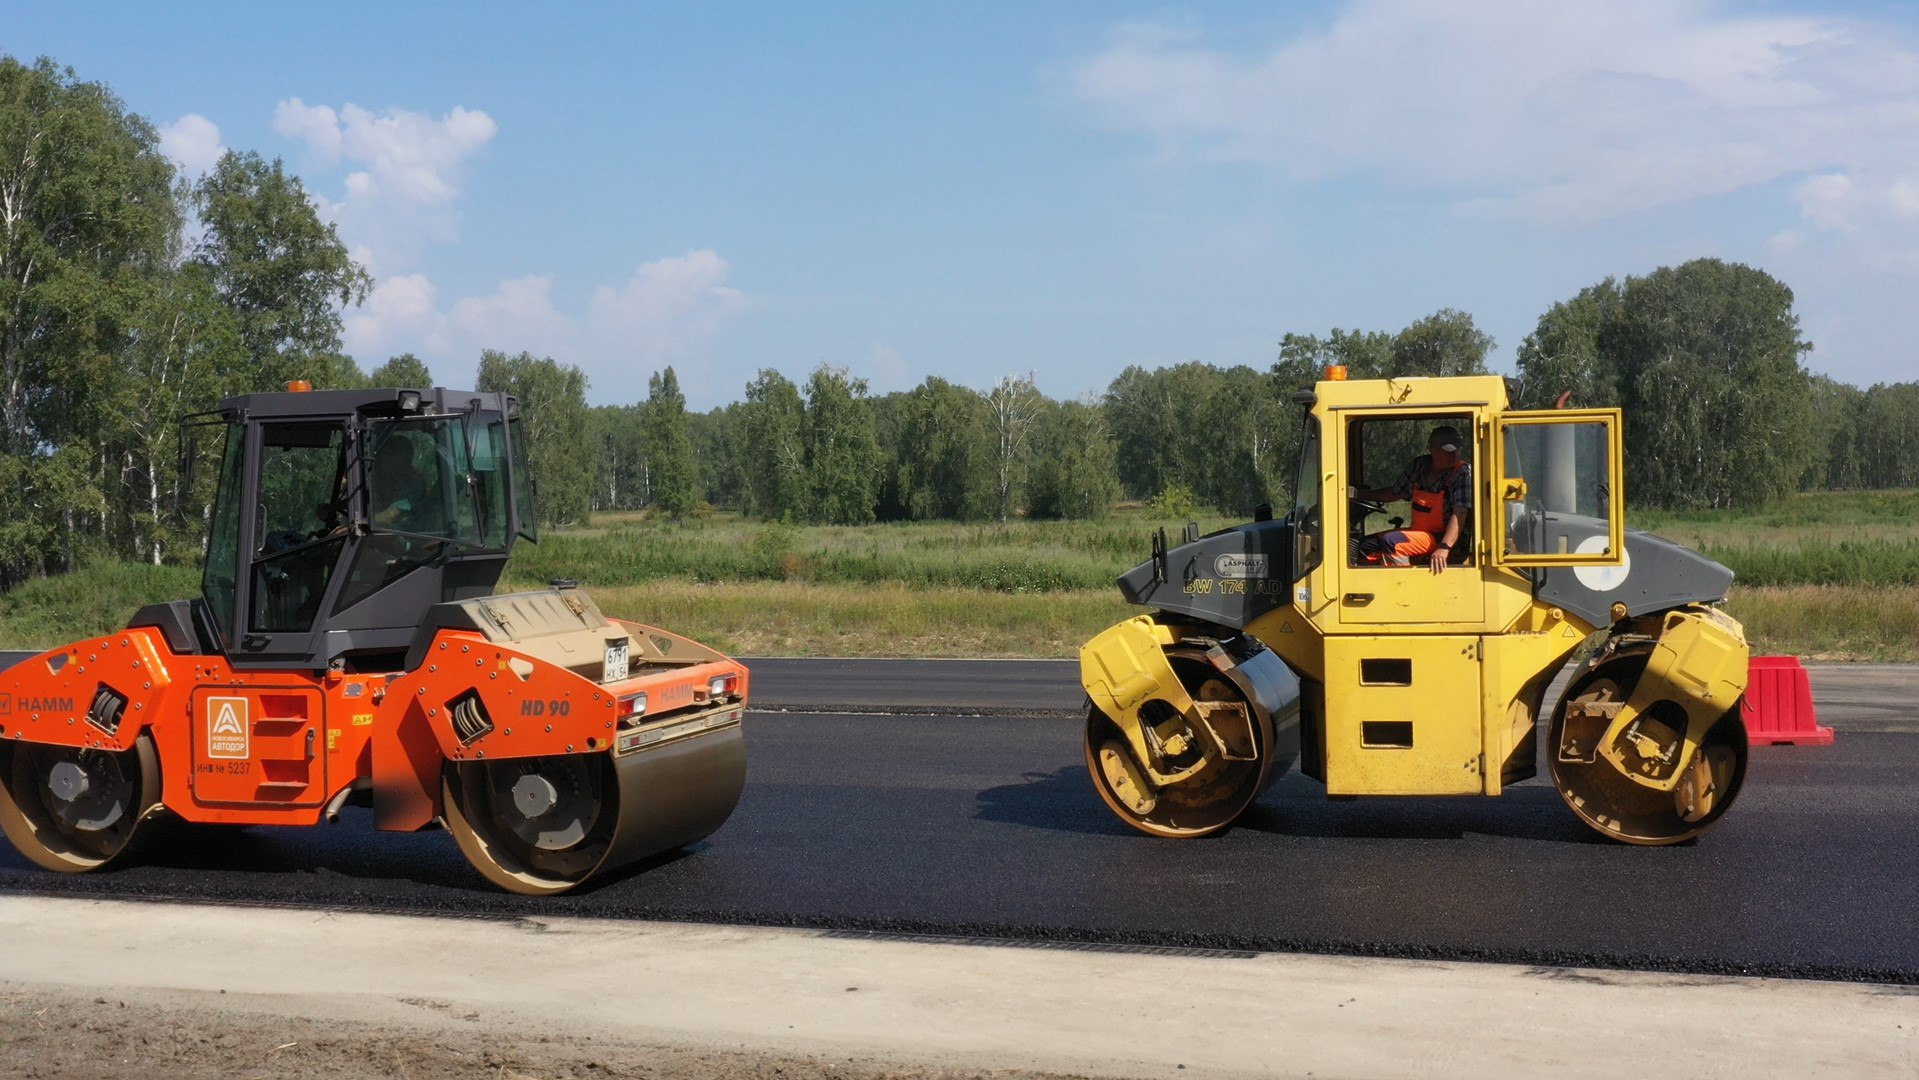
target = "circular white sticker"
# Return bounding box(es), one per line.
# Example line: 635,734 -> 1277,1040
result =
1572,535 -> 1630,592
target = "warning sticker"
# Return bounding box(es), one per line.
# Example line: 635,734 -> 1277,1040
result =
206,696 -> 249,760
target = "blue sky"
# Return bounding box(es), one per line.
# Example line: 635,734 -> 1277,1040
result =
6,1 -> 1918,408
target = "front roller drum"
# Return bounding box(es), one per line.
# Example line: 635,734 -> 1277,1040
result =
1085,651 -> 1289,838
0,737 -> 161,873
1549,650 -> 1748,845
444,722 -> 747,895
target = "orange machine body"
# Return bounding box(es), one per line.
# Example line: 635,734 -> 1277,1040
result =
0,626 -> 748,831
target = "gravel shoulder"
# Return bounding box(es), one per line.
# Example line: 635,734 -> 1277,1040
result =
2,896 -> 1914,1080
0,985 -> 1077,1080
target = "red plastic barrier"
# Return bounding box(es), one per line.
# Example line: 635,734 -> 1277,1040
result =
1739,656 -> 1834,746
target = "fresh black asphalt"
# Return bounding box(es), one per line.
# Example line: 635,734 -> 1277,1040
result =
2,650 -> 1916,982
742,656 -> 1085,716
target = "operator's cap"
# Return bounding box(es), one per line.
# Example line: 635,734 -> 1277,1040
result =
1428,425 -> 1462,454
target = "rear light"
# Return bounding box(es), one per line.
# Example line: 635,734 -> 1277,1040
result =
617,692 -> 646,719
708,673 -> 739,699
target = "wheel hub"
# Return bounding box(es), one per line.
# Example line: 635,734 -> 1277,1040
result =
511,774 -> 559,819
495,759 -> 594,851
38,750 -> 129,833
47,761 -> 90,802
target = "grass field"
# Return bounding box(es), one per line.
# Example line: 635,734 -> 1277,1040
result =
1,491 -> 1914,660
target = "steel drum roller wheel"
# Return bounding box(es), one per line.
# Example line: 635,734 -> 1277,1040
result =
0,737 -> 160,872
1085,654 -> 1273,839
443,753 -> 619,896
1548,649 -> 1749,845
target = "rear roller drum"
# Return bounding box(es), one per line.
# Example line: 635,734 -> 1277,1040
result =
443,753 -> 618,895
0,738 -> 160,872
1548,650 -> 1748,845
1086,656 -> 1270,838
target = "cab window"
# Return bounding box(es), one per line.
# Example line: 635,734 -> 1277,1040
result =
1291,417 -> 1322,581
1497,415 -> 1621,563
469,413 -> 510,549
248,422 -> 349,634
335,417 -> 490,613
510,416 -> 538,541
201,422 -> 245,638
1346,413 -> 1474,569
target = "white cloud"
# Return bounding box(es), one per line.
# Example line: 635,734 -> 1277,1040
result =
274,98 -> 495,205
262,96 -> 749,398
342,274 -> 450,360
450,274 -> 573,352
1797,173 -> 1858,232
270,100 -> 342,163
345,253 -> 750,403
586,250 -> 747,366
159,114 -> 225,177
1787,167 -> 1919,268
272,98 -> 498,271
1069,1 -> 1919,224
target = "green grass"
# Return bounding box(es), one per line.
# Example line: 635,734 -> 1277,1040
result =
582,580 -> 1133,658
2,493 -> 1915,659
1635,489 -> 1919,587
503,509 -> 1237,593
1634,488 -> 1919,531
1723,585 -> 1919,663
0,561 -> 199,650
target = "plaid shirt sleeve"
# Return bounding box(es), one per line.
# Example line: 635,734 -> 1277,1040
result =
1390,459 -> 1418,501
1447,462 -> 1473,518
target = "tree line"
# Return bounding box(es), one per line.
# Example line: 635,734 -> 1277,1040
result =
495,262 -> 1914,533
6,52 -> 1919,592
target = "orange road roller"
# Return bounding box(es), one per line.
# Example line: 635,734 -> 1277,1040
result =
0,385 -> 747,894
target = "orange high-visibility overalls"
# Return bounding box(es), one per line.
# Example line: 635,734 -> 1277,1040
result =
1367,463 -> 1460,564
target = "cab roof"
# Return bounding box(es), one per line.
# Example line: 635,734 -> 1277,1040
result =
1308,373 -> 1511,411
212,386 -> 516,422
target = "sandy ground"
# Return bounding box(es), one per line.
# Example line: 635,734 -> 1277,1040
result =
0,986 -> 1083,1080
1,897 -> 1915,1080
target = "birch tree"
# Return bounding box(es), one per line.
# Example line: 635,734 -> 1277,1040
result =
739,369 -> 807,519
0,56 -> 177,583
800,365 -> 880,525
985,374 -> 1045,522
644,366 -> 697,518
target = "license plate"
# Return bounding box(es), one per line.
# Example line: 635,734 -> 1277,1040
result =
604,638 -> 630,682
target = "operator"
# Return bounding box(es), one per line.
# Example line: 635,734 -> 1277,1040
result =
1352,425 -> 1472,574
368,437 -> 439,534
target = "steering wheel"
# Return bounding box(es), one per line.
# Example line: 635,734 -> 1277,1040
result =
1349,498 -> 1389,527
311,498 -> 348,539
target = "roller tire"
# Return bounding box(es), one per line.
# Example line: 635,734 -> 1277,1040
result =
443,753 -> 618,896
1085,655 -> 1269,839
1548,649 -> 1749,845
0,737 -> 160,873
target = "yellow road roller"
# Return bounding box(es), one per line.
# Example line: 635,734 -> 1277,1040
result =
1081,372 -> 1748,845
